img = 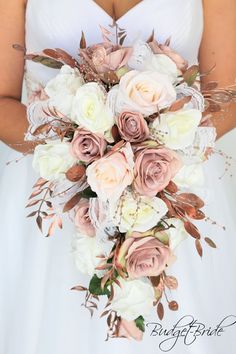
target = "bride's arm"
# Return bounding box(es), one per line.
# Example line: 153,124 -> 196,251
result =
199,0 -> 236,139
0,0 -> 35,153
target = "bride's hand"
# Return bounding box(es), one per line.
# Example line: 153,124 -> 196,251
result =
199,0 -> 236,139
0,0 -> 38,154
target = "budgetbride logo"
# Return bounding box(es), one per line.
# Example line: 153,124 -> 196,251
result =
146,315 -> 236,352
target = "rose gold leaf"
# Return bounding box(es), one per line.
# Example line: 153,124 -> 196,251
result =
80,31 -> 87,49
100,310 -> 110,318
63,193 -> 81,213
119,34 -> 127,46
190,209 -> 205,220
164,276 -> 178,290
195,239 -> 203,257
101,273 -> 110,290
33,178 -> 48,188
71,285 -> 87,291
36,215 -> 43,232
46,201 -> 52,208
146,29 -> 155,43
111,125 -> 121,142
26,199 -> 41,208
33,123 -> 51,136
57,216 -> 63,229
183,65 -> 199,86
164,37 -> 171,46
168,301 -> 179,311
29,189 -> 42,199
157,302 -> 164,320
169,96 -> 192,112
204,237 -> 217,248
184,221 -> 201,239
46,219 -> 57,237
26,211 -> 37,218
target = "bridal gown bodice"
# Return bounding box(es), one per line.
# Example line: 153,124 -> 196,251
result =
1,1 -> 236,354
24,0 -> 203,90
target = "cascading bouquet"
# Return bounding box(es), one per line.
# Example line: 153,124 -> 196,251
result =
22,24 -> 235,341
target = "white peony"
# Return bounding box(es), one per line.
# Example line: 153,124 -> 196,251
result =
71,82 -> 115,136
71,233 -> 113,276
166,218 -> 189,250
150,108 -> 202,150
110,277 -> 155,321
45,65 -> 84,116
33,140 -> 76,181
173,164 -> 204,189
110,191 -> 168,233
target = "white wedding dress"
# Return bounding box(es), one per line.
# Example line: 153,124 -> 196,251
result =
0,1 -> 236,354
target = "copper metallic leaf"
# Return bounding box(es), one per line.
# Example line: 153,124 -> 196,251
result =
168,301 -> 179,311
36,215 -> 43,232
28,55 -> 63,69
165,181 -> 178,194
176,193 -> 204,209
183,65 -> 199,86
57,216 -> 63,229
111,125 -> 120,142
80,31 -> 87,49
150,276 -> 161,287
46,219 -> 57,237
65,164 -> 86,182
169,96 -> 192,112
43,49 -> 60,60
204,237 -> 217,248
164,276 -> 178,290
119,34 -> 127,46
157,302 -> 164,320
63,193 -> 81,213
184,221 -> 201,239
195,239 -> 203,257
100,310 -> 110,318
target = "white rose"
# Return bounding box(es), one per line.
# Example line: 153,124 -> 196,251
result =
166,218 -> 188,250
145,54 -> 179,83
33,140 -> 76,180
129,40 -> 179,82
173,164 -> 204,189
45,65 -> 84,116
113,70 -> 176,116
150,109 -> 202,150
71,82 -> 115,136
110,191 -> 168,233
110,277 -> 155,321
72,233 -> 113,276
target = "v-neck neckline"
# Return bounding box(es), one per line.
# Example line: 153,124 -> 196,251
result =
91,0 -> 145,22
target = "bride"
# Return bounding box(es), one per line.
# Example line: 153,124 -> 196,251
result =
0,0 -> 236,353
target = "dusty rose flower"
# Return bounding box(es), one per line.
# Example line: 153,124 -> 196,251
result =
86,143 -> 134,201
70,128 -> 107,163
118,318 -> 143,341
117,111 -> 149,143
149,40 -> 188,72
74,199 -> 95,237
80,42 -> 132,74
117,236 -> 171,279
134,146 -> 182,196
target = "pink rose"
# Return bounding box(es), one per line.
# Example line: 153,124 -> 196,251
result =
74,198 -> 95,237
117,111 -> 149,143
86,143 -> 134,201
134,146 -> 182,196
70,128 -> 107,164
118,318 -> 143,341
80,42 -> 132,74
149,40 -> 188,72
118,236 -> 171,278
